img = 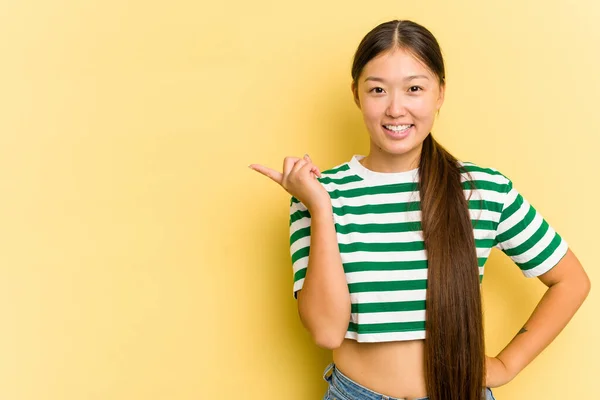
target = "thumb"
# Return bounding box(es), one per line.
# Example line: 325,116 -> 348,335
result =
248,164 -> 283,185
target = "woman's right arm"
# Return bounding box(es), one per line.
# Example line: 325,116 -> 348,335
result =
297,200 -> 351,350
250,155 -> 351,349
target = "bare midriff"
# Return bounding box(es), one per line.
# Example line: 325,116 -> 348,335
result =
333,338 -> 428,399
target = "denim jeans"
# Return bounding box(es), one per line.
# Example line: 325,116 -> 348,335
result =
322,362 -> 496,400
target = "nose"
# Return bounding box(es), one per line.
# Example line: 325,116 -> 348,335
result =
386,92 -> 407,118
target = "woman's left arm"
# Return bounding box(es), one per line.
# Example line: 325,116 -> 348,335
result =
486,248 -> 591,387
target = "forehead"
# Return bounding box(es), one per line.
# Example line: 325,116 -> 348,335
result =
360,48 -> 435,82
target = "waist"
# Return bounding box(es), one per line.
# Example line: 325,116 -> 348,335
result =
332,338 -> 428,399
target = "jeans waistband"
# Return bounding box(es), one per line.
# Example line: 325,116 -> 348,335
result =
322,362 -> 496,400
323,362 -> 428,400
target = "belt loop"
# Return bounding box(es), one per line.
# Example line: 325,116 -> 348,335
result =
322,362 -> 334,382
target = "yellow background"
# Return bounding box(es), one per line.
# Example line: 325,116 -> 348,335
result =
0,1 -> 597,399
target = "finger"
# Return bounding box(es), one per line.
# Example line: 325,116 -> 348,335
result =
283,157 -> 302,177
290,159 -> 308,175
305,166 -> 322,180
299,161 -> 319,179
302,154 -> 322,177
304,154 -> 321,178
248,164 -> 283,184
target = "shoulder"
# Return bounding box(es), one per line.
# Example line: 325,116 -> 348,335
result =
458,160 -> 510,184
458,160 -> 512,195
317,160 -> 355,183
458,160 -> 507,180
315,159 -> 363,188
321,160 -> 352,176
290,159 -> 355,207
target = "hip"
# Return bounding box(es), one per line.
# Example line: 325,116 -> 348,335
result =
332,339 -> 427,397
323,362 -> 496,400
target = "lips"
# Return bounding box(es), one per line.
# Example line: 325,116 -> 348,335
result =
382,124 -> 414,139
383,124 -> 413,132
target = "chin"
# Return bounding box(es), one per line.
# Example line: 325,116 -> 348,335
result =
379,142 -> 419,156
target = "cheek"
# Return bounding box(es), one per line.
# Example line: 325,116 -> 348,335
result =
361,102 -> 383,124
407,98 -> 437,120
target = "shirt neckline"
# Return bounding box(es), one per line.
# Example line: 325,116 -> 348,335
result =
348,155 -> 420,184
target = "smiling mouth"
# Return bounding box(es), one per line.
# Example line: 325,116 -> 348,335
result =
383,124 -> 414,132
382,124 -> 414,138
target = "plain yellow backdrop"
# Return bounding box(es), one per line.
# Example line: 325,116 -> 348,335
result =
0,0 -> 597,399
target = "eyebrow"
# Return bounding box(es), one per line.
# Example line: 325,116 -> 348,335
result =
364,75 -> 430,83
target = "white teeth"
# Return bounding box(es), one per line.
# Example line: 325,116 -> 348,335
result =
384,124 -> 412,132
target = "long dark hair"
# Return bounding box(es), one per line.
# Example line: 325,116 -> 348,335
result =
351,20 -> 485,400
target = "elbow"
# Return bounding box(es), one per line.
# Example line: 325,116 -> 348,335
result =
312,329 -> 346,350
569,270 -> 591,305
575,266 -> 592,300
582,273 -> 591,299
300,313 -> 348,349
297,292 -> 351,350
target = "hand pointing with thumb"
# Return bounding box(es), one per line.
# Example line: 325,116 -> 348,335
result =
249,155 -> 331,211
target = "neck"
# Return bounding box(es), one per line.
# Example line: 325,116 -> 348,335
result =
361,143 -> 422,173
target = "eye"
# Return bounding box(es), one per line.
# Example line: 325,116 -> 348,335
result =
408,86 -> 423,93
369,87 -> 385,94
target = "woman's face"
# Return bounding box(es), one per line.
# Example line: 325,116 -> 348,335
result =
352,48 -> 445,163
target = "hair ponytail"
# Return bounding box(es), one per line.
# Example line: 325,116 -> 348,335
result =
419,134 -> 485,400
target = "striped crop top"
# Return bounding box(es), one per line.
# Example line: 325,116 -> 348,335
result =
288,154 -> 568,343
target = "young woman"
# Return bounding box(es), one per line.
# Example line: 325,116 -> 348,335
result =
249,20 -> 590,400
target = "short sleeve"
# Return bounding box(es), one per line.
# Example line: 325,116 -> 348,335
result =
495,178 -> 568,277
289,196 -> 312,297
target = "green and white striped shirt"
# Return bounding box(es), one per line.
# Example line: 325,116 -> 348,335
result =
289,155 -> 568,342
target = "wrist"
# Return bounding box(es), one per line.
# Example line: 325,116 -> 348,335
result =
307,199 -> 332,216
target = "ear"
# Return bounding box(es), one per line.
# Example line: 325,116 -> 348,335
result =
351,82 -> 361,109
436,82 -> 445,110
